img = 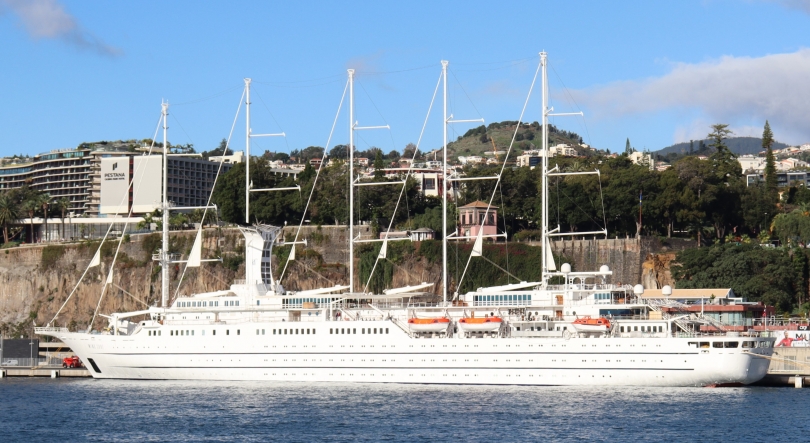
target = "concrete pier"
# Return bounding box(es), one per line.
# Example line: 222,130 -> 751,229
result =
756,347 -> 810,388
0,367 -> 90,378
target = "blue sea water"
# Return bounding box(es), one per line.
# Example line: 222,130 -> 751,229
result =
0,379 -> 808,442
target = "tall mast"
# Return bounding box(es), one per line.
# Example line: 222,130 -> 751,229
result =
441,60 -> 448,304
348,69 -> 355,293
540,52 -> 549,284
245,78 -> 251,223
161,101 -> 170,307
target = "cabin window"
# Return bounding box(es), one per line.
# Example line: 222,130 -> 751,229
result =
273,329 -> 276,335
256,329 -> 260,335
353,328 -> 356,334
284,329 -> 288,335
201,330 -> 204,336
191,330 -> 194,336
262,329 -> 265,335
257,301 -> 260,306
362,328 -> 365,334
236,301 -> 239,306
386,328 -> 389,334
724,341 -> 738,348
742,341 -> 754,348
159,331 -> 161,336
688,342 -> 697,348
374,328 -> 378,334
237,330 -> 241,335
713,342 -> 723,348
634,326 -> 638,332
213,330 -> 216,336
341,328 -> 345,334
226,330 -> 230,336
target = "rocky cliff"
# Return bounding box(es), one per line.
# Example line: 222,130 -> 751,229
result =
0,227 -> 678,337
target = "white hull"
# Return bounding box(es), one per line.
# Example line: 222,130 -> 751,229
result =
45,321 -> 774,387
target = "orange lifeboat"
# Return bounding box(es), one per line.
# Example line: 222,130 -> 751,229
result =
458,316 -> 502,332
571,316 -> 611,333
407,317 -> 450,333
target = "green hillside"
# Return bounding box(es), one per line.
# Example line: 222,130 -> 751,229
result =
656,137 -> 788,157
437,121 -> 587,162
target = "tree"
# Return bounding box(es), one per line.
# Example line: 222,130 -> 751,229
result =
373,150 -> 385,180
402,143 -> 418,160
708,124 -> 733,153
329,144 -> 348,160
39,193 -> 51,242
21,198 -> 39,243
625,138 -> 632,155
54,198 -> 70,240
0,192 -> 20,244
672,243 -> 803,313
202,138 -> 231,159
763,120 -> 778,203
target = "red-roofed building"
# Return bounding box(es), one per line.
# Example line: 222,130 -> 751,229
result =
458,201 -> 498,241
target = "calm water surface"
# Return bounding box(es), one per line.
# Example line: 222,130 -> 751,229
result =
1,379 -> 808,442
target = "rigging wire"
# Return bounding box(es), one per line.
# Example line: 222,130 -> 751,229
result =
499,183 -> 510,283
173,84 -> 243,106
252,86 -> 292,152
170,112 -> 194,146
357,80 -> 397,152
85,113 -> 164,329
173,88 -> 246,301
548,61 -> 592,147
279,78 -> 350,282
455,59 -> 542,295
51,113 -> 163,326
361,71 -> 443,293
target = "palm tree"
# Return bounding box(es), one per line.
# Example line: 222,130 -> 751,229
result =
55,197 -> 70,240
21,198 -> 39,243
40,193 -> 51,242
0,192 -> 20,244
22,191 -> 50,243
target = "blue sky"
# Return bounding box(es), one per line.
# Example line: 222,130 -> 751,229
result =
1,0 -> 809,158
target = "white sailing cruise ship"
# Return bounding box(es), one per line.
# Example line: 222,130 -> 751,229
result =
36,54 -> 775,386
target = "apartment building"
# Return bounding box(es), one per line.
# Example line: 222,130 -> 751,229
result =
0,145 -> 231,217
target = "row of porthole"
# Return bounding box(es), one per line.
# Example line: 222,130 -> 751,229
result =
330,327 -> 389,335
163,329 -> 240,336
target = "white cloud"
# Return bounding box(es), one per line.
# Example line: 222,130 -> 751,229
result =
570,49 -> 810,144
0,0 -> 120,56
769,0 -> 810,14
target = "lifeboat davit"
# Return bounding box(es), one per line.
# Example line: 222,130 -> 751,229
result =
408,317 -> 450,333
571,316 -> 611,333
458,316 -> 502,332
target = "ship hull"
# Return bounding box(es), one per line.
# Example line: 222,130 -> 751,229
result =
41,322 -> 774,387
